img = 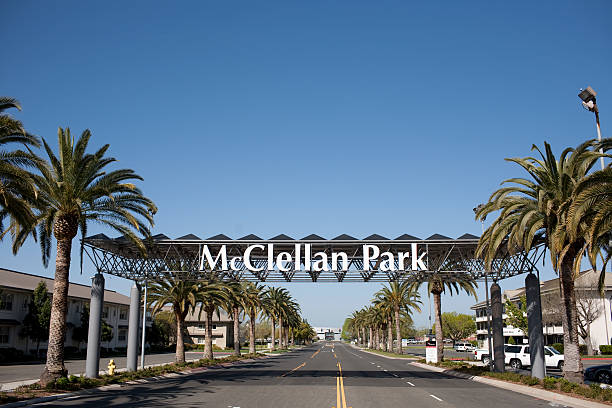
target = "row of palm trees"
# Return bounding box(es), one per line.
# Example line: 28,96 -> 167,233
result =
148,276 -> 310,363
1,97 -> 157,385
476,138 -> 612,383
347,281 -> 421,355
347,277 -> 477,360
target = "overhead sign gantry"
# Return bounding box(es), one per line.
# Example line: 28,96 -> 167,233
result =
83,232 -> 543,283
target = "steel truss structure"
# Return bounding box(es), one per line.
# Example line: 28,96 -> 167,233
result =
83,233 -> 544,283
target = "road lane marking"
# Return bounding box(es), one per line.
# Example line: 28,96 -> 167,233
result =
430,394 -> 443,402
340,375 -> 347,408
280,362 -> 306,377
406,381 -> 415,386
336,376 -> 341,408
311,349 -> 320,358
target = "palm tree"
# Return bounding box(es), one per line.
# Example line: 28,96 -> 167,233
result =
222,282 -> 244,357
374,281 -> 422,354
241,283 -> 267,354
0,97 -> 40,238
195,279 -> 229,360
373,299 -> 393,352
14,128 -> 156,385
414,275 -> 476,362
263,287 -> 291,350
148,276 -> 199,363
476,140 -> 601,382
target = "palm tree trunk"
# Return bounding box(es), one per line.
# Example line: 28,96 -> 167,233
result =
368,327 -> 373,348
175,312 -> 185,363
41,238 -> 72,385
559,251 -> 584,382
361,327 -> 365,347
387,317 -> 393,352
375,327 -> 380,350
270,318 -> 276,350
278,317 -> 284,349
233,307 -> 241,357
204,307 -> 214,360
249,312 -> 256,354
433,290 -> 444,362
395,307 -> 402,354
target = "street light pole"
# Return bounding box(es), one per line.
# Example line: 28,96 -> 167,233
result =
475,204 -> 494,371
579,86 -> 604,170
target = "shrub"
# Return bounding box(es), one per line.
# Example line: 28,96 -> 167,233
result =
551,343 -> 564,354
542,377 -> 558,390
520,376 -> 540,386
559,378 -> 579,393
579,345 -> 587,355
600,345 -> 612,355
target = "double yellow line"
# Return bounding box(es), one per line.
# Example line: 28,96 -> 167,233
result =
334,362 -> 351,408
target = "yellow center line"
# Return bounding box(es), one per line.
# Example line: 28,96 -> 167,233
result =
311,349 -> 320,359
340,375 -> 347,408
336,376 -> 341,408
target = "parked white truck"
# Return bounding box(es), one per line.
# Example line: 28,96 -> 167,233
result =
473,344 -> 564,369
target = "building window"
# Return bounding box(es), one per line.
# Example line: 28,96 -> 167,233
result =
0,327 -> 9,344
118,330 -> 127,342
22,297 -> 29,311
119,309 -> 127,320
102,307 -> 108,319
198,337 -> 205,344
197,324 -> 205,330
0,294 -> 13,311
212,325 -> 216,330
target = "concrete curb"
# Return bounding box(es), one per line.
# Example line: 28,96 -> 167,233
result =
348,344 -> 418,361
411,362 -> 611,408
1,356 -> 267,407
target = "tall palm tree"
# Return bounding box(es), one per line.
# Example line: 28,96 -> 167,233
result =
263,287 -> 291,350
373,298 -> 393,352
148,276 -> 199,363
0,97 -> 40,238
414,275 -> 477,362
195,279 -> 229,360
222,282 -> 244,357
241,283 -> 267,354
476,140 -> 601,382
14,128 -> 156,385
374,281 -> 422,354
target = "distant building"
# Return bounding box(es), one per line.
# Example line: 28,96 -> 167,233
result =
169,306 -> 234,349
313,327 -> 341,341
0,268 -> 132,353
471,270 -> 612,350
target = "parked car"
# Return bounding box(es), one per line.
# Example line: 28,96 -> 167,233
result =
584,364 -> 612,384
504,344 -> 564,370
454,342 -> 475,352
474,348 -> 491,365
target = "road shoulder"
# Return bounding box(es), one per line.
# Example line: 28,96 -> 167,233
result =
411,361 -> 610,408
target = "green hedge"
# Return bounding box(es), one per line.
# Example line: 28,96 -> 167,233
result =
600,345 -> 612,355
551,343 -> 563,353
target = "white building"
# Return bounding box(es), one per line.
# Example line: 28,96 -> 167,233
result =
0,268 -> 132,354
313,327 -> 341,341
471,270 -> 612,351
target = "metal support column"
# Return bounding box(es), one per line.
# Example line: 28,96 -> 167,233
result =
491,282 -> 505,372
526,273 -> 546,379
140,279 -> 148,370
85,273 -> 104,378
484,273 -> 494,371
127,284 -> 141,371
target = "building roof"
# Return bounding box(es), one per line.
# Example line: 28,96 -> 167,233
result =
0,268 -> 131,306
471,270 -> 611,309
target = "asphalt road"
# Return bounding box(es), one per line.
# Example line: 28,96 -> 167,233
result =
33,342 -> 554,408
0,352 -> 230,384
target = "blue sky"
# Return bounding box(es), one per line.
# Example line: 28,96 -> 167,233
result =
2,1 -> 611,328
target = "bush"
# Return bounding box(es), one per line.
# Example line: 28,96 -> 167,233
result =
520,376 -> 540,386
542,377 -> 558,390
550,343 -> 563,354
600,345 -> 612,355
579,344 -> 588,355
559,378 -> 579,393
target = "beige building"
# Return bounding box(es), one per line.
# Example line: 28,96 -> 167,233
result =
0,268 -> 131,353
472,270 -> 612,350
165,306 -> 235,349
